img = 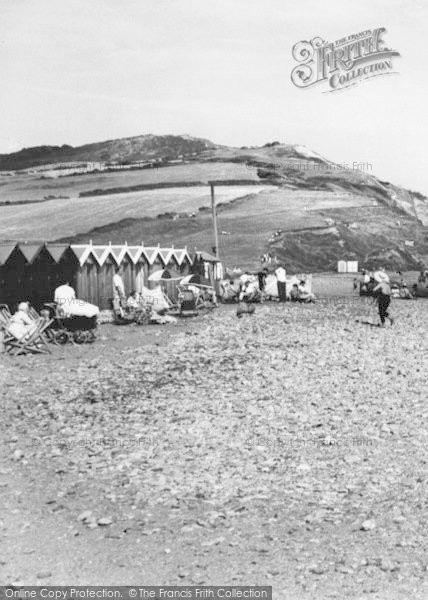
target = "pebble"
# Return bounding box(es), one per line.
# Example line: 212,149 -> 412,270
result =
361,519 -> 376,531
13,449 -> 24,461
77,510 -> 93,522
380,559 -> 397,572
37,571 -> 52,579
309,564 -> 326,575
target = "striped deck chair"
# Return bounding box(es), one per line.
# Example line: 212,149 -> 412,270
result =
0,306 -> 52,355
0,305 -> 14,347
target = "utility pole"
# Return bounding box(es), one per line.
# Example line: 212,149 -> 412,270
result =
209,182 -> 220,259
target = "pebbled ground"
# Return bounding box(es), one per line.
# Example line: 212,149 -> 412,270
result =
0,299 -> 427,599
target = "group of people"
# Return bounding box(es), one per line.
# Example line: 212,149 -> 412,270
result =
221,265 -> 316,304
358,268 -> 415,301
6,281 -> 100,342
113,266 -> 177,324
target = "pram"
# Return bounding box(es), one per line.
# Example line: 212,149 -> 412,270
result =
43,303 -> 97,344
177,283 -> 217,316
177,287 -> 198,317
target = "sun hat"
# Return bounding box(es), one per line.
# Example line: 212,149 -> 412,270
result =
374,270 -> 390,283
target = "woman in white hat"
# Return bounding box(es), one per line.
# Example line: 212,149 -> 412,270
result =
373,273 -> 394,327
8,301 -> 38,340
374,267 -> 390,284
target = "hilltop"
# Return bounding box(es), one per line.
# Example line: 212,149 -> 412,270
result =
0,134 -> 216,171
1,135 -> 427,271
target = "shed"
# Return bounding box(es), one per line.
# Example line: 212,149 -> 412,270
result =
337,260 -> 347,274
337,260 -> 358,274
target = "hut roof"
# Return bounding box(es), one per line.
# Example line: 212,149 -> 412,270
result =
173,249 -> 192,264
195,250 -> 220,262
44,243 -> 70,263
18,243 -> 44,264
0,242 -> 194,268
0,243 -> 17,265
69,243 -> 192,267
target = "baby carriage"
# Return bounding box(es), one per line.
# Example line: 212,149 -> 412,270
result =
43,303 -> 97,344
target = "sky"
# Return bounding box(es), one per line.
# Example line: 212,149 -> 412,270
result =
0,0 -> 427,194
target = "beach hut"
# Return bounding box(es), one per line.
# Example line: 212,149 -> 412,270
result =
0,242 -> 79,310
337,260 -> 347,274
346,261 -> 358,273
192,251 -> 224,289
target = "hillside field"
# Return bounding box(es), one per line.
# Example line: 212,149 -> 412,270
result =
0,185 -> 272,241
0,162 -> 259,204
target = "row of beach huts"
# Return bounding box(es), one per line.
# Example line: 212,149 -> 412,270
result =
0,241 -> 221,310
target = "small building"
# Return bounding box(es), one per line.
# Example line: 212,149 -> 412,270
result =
337,260 -> 358,273
337,260 -> 347,273
347,261 -> 359,273
192,251 -> 224,287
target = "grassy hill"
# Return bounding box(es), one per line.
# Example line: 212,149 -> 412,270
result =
0,134 -> 217,171
1,135 -> 427,271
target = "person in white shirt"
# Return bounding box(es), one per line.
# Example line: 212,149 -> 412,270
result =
298,280 -> 315,303
275,265 -> 287,302
54,281 -> 99,318
8,301 -> 38,340
113,266 -> 126,306
54,282 -> 76,316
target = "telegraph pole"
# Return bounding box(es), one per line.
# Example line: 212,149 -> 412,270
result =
209,182 -> 220,259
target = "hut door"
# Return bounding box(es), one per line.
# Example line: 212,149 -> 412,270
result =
123,259 -> 134,295
135,264 -> 145,293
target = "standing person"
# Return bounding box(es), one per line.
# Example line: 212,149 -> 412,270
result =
373,277 -> 394,327
113,266 -> 126,314
275,264 -> 287,302
257,268 -> 268,293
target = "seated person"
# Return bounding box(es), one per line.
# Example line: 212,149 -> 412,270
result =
239,279 -> 260,303
290,283 -> 300,302
187,284 -> 201,299
391,284 -> 400,299
298,280 -> 316,303
399,284 -> 413,299
220,279 -> 234,301
201,286 -> 218,306
8,301 -> 38,340
127,290 -> 141,309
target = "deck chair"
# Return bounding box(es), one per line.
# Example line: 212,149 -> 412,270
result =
0,305 -> 14,348
27,305 -> 54,339
2,319 -> 52,355
0,304 -> 12,319
0,306 -> 52,355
